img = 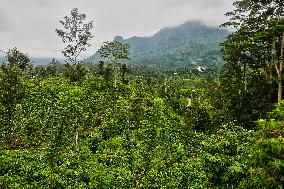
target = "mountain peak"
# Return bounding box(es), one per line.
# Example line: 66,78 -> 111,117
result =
114,36 -> 124,42
88,21 -> 229,68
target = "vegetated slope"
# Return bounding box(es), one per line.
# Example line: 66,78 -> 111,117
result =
87,21 -> 229,68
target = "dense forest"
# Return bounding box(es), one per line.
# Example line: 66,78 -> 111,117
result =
1,0 -> 284,188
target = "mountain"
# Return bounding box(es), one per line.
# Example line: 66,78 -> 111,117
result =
87,21 -> 229,68
29,58 -> 64,65
0,56 -> 63,66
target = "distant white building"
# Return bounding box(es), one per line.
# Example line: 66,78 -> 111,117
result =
197,66 -> 205,72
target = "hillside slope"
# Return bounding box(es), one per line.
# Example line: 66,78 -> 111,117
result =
87,21 -> 229,68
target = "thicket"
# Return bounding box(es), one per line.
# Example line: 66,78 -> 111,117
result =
0,59 -> 283,188
1,0 -> 284,188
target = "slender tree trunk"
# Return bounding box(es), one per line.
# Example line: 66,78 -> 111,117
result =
237,61 -> 242,95
49,158 -> 55,189
244,62 -> 247,92
272,34 -> 282,103
75,129 -> 79,151
279,31 -> 284,103
278,73 -> 282,103
270,35 -> 276,84
7,106 -> 12,126
113,59 -> 117,88
75,116 -> 79,152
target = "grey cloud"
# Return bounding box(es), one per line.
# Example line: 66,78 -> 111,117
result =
37,0 -> 48,6
163,0 -> 224,9
0,0 -> 235,58
0,13 -> 9,31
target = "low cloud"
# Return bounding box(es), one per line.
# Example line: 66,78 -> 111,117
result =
0,0 -> 234,58
163,0 -> 225,9
0,13 -> 9,32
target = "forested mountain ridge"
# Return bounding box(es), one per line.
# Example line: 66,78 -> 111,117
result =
87,21 -> 229,68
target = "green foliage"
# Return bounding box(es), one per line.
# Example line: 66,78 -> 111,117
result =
56,8 -> 93,82
98,41 -> 130,62
199,124 -> 253,187
0,48 -> 29,146
2,73 -> 284,188
218,0 -> 284,128
64,62 -> 89,82
6,47 -> 30,70
183,106 -> 212,132
244,102 -> 284,188
98,41 -> 130,87
2,2 -> 284,188
0,65 -> 25,121
56,8 -> 94,64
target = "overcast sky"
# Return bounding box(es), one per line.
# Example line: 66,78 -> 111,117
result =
0,0 -> 234,59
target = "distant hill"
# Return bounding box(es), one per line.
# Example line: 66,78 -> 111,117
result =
30,58 -> 63,66
0,56 -> 63,66
87,21 -> 229,68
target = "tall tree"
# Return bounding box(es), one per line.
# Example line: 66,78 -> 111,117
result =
222,0 -> 284,103
6,47 -> 30,70
98,41 -> 130,88
56,8 -> 93,81
217,0 -> 284,127
0,48 -> 29,144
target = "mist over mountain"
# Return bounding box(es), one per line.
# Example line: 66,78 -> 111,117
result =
87,21 -> 229,68
0,56 -> 63,66
30,58 -> 64,65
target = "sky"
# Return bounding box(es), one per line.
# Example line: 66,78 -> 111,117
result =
0,0 -> 234,59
